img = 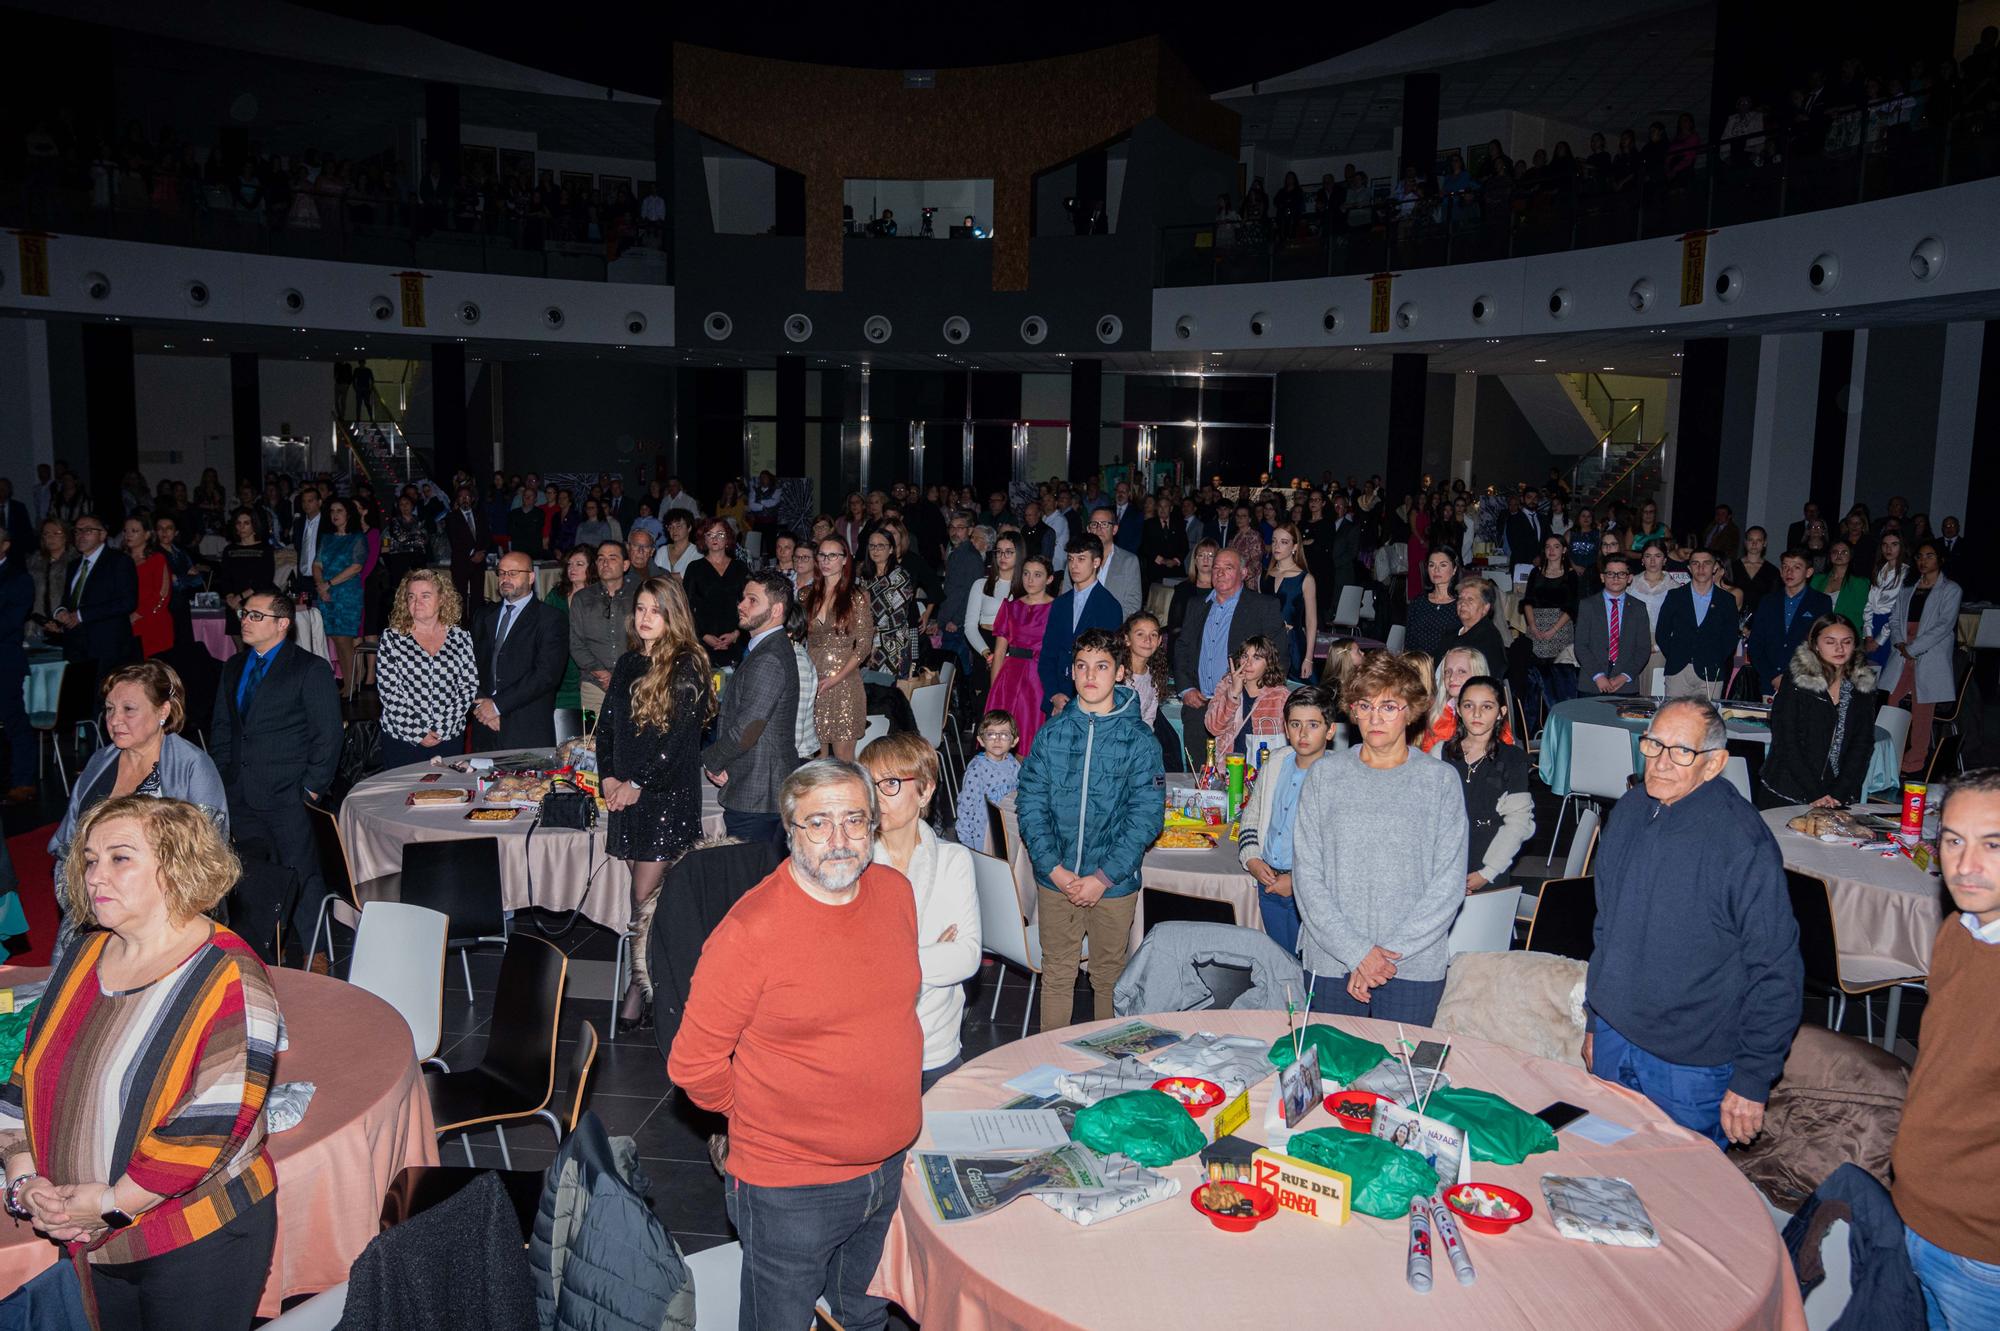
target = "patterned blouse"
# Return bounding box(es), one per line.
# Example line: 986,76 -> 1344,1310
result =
376,625 -> 480,744
862,567 -> 921,677
0,927 -> 280,1265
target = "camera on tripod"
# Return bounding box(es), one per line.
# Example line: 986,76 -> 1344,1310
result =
920,206 -> 938,237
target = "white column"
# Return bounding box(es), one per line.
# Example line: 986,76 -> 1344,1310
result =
1930,321 -> 1983,525
1657,375 -> 1683,522
1449,372 -> 1476,485
1840,330 -> 1868,513
1745,333 -> 1822,535
0,318 -> 56,481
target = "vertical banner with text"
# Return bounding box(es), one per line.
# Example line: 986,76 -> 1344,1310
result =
12,232 -> 50,297
396,271 -> 428,328
1679,231 -> 1716,307
1369,272 -> 1396,334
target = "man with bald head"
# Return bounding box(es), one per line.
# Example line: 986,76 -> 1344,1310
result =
471,549 -> 569,748
1171,546 -> 1287,760
1584,697 -> 1800,1148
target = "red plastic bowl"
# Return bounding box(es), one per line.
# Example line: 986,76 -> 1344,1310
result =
1444,1183 -> 1534,1235
1151,1077 -> 1225,1116
1324,1089 -> 1389,1133
1191,1181 -> 1278,1232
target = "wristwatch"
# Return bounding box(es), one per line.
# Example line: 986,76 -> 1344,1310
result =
99,1187 -> 133,1231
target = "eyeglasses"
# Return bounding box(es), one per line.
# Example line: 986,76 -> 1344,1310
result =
239,608 -> 284,624
789,811 -> 874,843
1637,735 -> 1725,767
816,551 -> 846,561
872,775 -> 922,796
1349,700 -> 1408,718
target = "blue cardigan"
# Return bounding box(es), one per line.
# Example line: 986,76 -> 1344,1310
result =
1037,582 -> 1124,713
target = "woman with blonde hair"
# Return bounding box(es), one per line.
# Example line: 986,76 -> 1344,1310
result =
598,575 -> 715,1029
3,796 -> 281,1327
375,568 -> 479,770
1418,645 -> 1513,752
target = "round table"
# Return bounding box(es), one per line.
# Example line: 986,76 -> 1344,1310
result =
1760,805 -> 1946,977
190,608 -> 237,662
1536,696 -> 1898,799
338,754 -> 726,933
874,1010 -> 1806,1331
0,968 -> 438,1317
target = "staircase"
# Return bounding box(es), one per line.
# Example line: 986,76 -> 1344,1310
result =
1571,434 -> 1667,510
341,416 -> 433,494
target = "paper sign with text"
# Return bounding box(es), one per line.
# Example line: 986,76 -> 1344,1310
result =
1251,1148 -> 1352,1226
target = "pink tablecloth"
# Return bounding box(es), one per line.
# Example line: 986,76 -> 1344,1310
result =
0,967 -> 438,1316
1761,807 -> 1947,977
874,1010 -> 1806,1331
190,611 -> 237,662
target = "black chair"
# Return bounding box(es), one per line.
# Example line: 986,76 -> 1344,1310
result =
986,797 -> 1009,863
560,1021 -> 601,1137
426,931 -> 567,1168
1786,868 -> 1927,1048
1523,874 -> 1596,963
304,803 -> 398,973
395,838 -> 509,1001
649,839 -> 787,1062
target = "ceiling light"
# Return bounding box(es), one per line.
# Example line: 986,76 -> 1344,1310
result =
1534,358 -> 1547,363
1601,365 -> 1615,371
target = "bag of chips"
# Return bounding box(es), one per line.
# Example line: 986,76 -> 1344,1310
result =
1070,1089 -> 1208,1167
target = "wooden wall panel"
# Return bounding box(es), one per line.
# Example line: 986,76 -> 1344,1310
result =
672,38 -> 1236,292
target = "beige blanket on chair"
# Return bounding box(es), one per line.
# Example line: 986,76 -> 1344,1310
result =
1433,951 -> 1589,1068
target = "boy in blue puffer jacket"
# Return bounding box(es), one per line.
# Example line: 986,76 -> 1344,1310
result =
1017,627 -> 1165,1032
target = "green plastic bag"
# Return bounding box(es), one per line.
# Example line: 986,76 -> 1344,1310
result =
1285,1128 -> 1441,1219
1419,1086 -> 1558,1165
1070,1089 -> 1207,1167
1267,1024 -> 1390,1087
0,999 -> 36,1079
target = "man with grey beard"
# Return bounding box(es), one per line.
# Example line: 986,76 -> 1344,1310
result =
668,759 -> 922,1331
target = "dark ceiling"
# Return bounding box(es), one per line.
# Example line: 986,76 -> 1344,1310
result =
306,2 -> 1472,96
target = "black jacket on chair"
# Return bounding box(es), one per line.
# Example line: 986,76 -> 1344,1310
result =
650,839 -> 786,1060
1757,648 -> 1880,808
471,596 -> 568,749
210,640 -> 343,814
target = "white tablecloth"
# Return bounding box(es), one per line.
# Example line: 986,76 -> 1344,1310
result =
1760,805 -> 1947,976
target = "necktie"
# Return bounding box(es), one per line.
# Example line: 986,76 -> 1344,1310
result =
237,651 -> 272,714
68,554 -> 91,605
1607,596 -> 1621,669
493,601 -> 518,675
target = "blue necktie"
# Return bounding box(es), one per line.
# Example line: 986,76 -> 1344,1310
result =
237,651 -> 272,715
493,601 -> 518,676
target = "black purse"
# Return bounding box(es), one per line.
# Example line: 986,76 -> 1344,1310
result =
538,778 -> 597,830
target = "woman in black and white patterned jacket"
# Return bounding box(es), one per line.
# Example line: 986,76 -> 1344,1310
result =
376,568 -> 480,770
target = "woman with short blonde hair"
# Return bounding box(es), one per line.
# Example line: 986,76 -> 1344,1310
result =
4,796 -> 282,1328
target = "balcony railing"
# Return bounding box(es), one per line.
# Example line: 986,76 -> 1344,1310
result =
1159,95 -> 2000,287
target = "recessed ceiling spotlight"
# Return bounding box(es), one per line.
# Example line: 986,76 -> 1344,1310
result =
1602,365 -> 1615,371
1534,358 -> 1547,363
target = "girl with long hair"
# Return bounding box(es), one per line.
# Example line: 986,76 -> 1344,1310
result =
1263,523 -> 1318,679
860,525 -> 920,677
804,538 -> 875,760
598,575 -> 715,1029
985,554 -> 1055,755
314,497 -> 366,699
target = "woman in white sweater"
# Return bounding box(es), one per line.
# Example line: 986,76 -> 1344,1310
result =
962,532 -> 1018,662
862,731 -> 981,1090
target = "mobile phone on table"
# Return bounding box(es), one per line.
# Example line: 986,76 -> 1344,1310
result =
1536,1101 -> 1588,1131
420,772 -> 442,783
1410,1041 -> 1450,1073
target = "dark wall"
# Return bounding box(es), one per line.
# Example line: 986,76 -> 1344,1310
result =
1273,371 -> 1392,481
500,361 -> 673,478
1470,376 -> 1561,491
1854,324 -> 1946,512
1713,336 -> 1764,519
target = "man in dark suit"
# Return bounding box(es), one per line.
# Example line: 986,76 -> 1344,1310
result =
1701,504 -> 1742,562
1655,549 -> 1742,699
0,531 -> 35,802
0,480 -> 33,555
1504,494 -> 1545,567
1172,546 -> 1287,759
50,513 -> 136,692
702,572 -> 800,843
1326,496 -> 1362,608
1747,550 -> 1834,694
1573,554 -> 1654,696
1181,497 -> 1210,554
444,483 -> 490,614
210,587 -> 343,949
1785,501 -> 1821,554
471,551 -> 568,749
1040,536 -> 1125,716
1111,481 -> 1144,554
1139,500 -> 1187,588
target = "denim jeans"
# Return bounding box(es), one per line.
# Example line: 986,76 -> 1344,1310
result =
726,1153 -> 905,1331
1310,975 -> 1446,1025
920,1054 -> 963,1094
1256,886 -> 1301,957
1591,1021 -> 1732,1148
722,808 -> 786,845
1906,1224 -> 2000,1330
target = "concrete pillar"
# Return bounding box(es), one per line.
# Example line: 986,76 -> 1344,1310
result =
0,318 -> 55,482
1930,321 -> 1982,526
1744,333 -> 1822,534
1449,371 -> 1476,486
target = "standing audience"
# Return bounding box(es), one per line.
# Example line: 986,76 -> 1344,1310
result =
373,569 -> 478,771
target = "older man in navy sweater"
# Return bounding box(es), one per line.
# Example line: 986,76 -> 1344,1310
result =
1584,697 -> 1802,1147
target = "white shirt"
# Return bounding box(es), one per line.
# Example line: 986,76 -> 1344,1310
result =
873,822 -> 980,1069
657,544 -> 701,577
963,577 -> 1012,655
298,512 -> 322,572
660,491 -> 700,518
1070,579 -> 1099,631
1962,912 -> 2000,945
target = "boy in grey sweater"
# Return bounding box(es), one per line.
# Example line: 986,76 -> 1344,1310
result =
1291,651 -> 1468,1025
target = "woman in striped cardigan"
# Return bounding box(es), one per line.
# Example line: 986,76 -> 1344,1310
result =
0,795 -> 281,1328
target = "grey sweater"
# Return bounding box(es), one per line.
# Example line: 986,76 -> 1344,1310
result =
1291,746 -> 1469,983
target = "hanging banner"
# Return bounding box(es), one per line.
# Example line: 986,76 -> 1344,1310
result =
1369,272 -> 1396,334
395,270 -> 428,327
12,231 -> 50,298
1679,231 -> 1716,307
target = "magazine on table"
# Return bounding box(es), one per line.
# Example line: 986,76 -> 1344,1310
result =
1372,1101 -> 1472,1188
915,1143 -> 1112,1224
1062,1019 -> 1183,1062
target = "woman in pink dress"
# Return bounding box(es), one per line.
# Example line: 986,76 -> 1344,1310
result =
984,555 -> 1056,755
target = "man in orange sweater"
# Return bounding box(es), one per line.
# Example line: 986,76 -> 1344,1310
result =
1894,767 -> 2000,1329
668,758 -> 921,1331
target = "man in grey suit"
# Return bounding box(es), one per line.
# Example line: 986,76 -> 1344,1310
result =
1173,548 -> 1288,760
1573,553 -> 1654,696
1086,507 -> 1143,620
702,571 -> 801,843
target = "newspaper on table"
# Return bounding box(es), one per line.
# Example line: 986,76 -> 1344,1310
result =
914,1143 -> 1112,1224
1036,1153 -> 1182,1226
1000,1091 -> 1084,1133
1540,1174 -> 1661,1248
1350,1058 -> 1451,1103
1147,1033 -> 1276,1098
1052,1056 -> 1161,1107
1062,1019 -> 1183,1062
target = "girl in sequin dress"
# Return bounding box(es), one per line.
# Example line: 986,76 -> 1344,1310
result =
804,538 -> 875,760
600,574 -> 714,1027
